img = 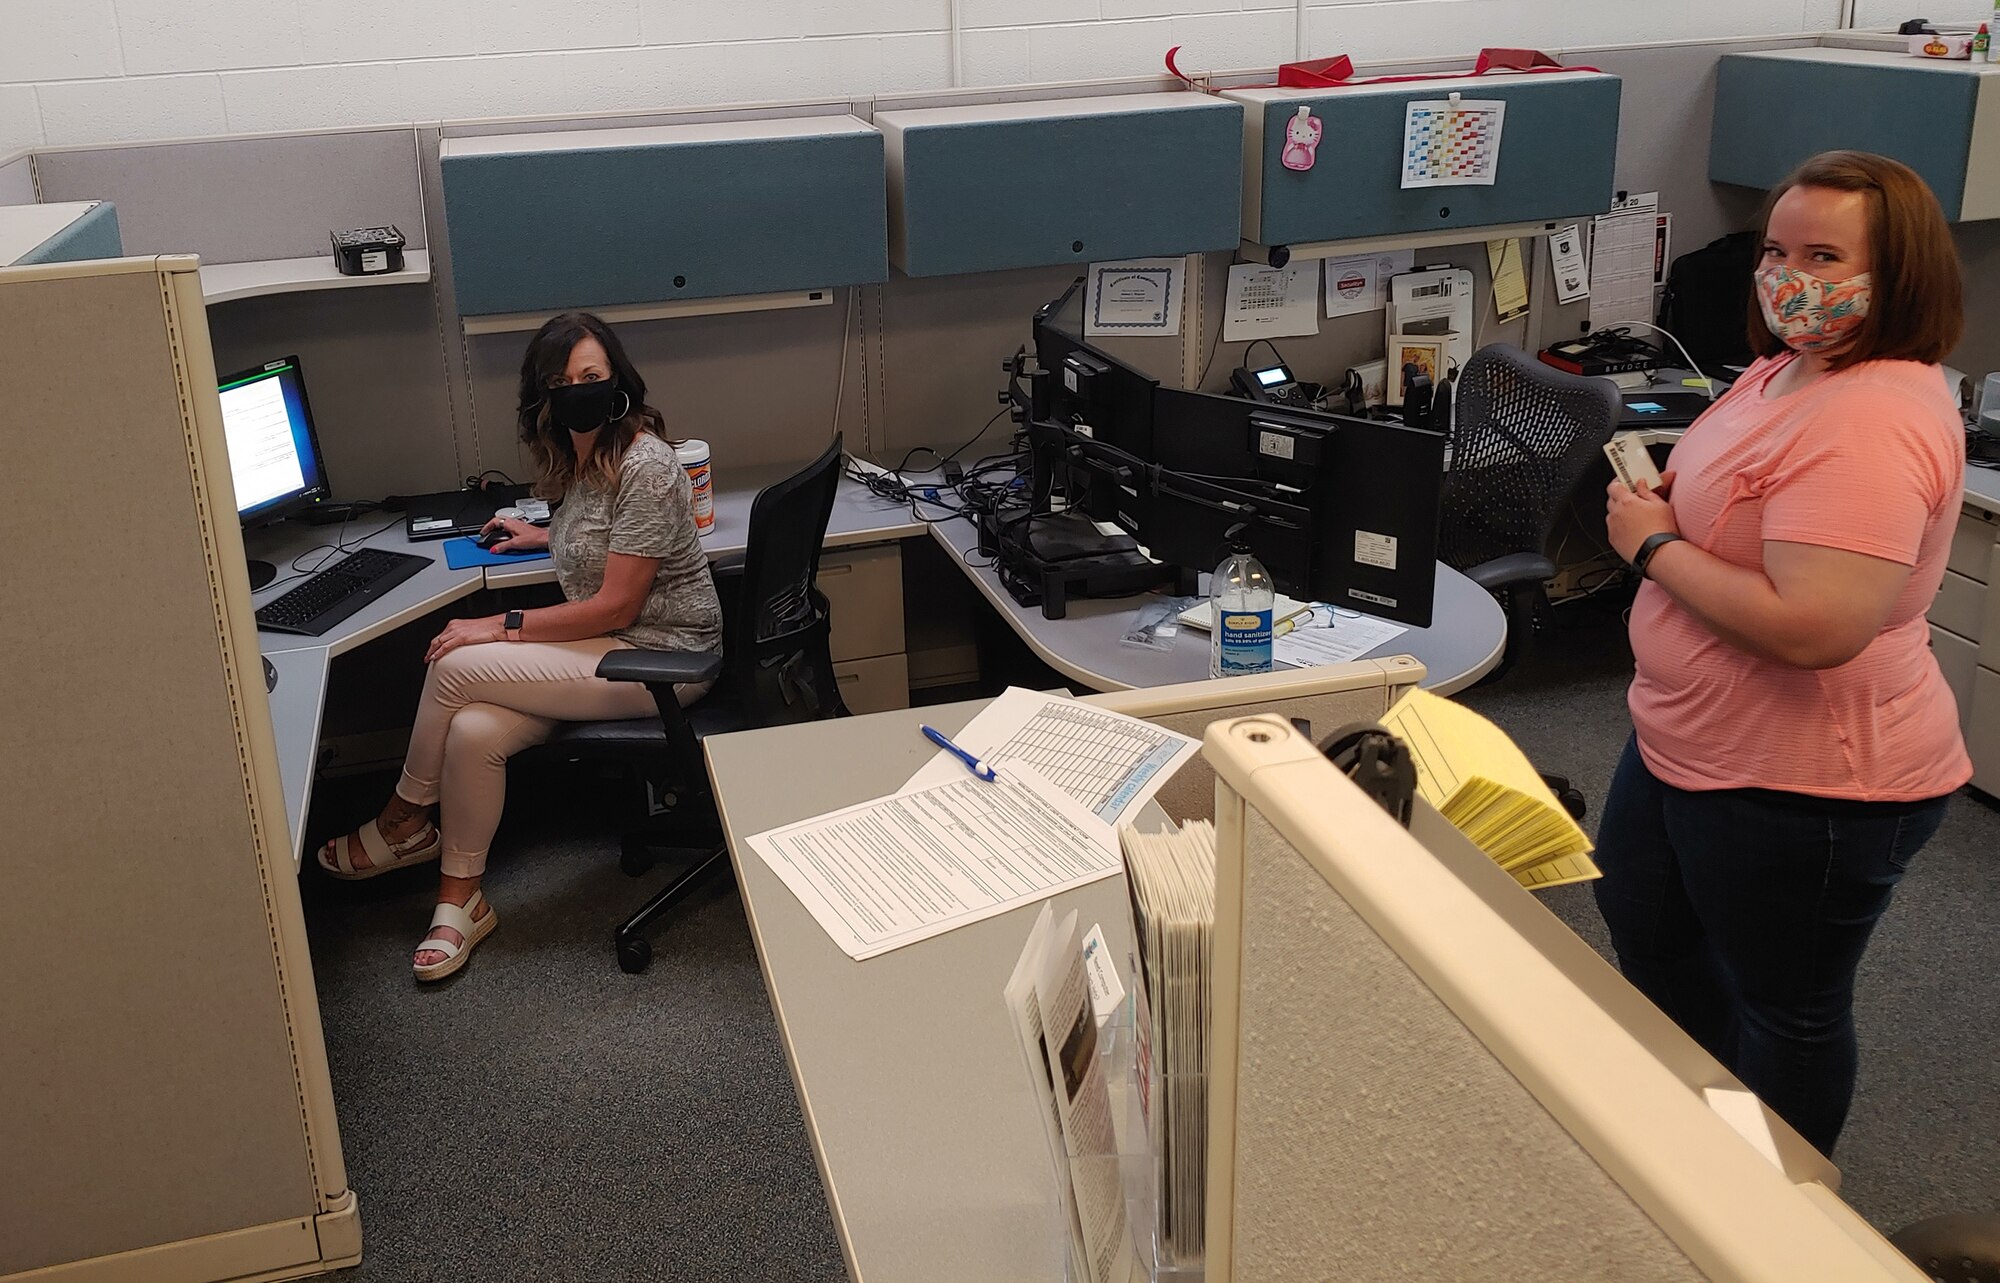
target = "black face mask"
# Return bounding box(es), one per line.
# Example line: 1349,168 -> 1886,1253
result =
546,380 -> 624,432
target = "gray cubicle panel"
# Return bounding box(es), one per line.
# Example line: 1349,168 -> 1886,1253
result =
461,291 -> 859,476
33,128 -> 428,264
1228,73 -> 1622,249
877,92 -> 1243,278
0,153 -> 34,204
206,285 -> 464,501
438,115 -> 889,316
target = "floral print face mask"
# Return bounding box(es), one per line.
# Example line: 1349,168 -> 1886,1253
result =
1755,263 -> 1872,353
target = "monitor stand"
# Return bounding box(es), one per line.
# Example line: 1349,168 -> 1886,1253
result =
246,559 -> 278,590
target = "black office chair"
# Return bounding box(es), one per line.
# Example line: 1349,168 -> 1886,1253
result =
535,436 -> 849,973
1438,342 -> 1623,681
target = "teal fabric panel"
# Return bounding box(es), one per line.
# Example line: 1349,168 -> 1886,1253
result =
18,202 -> 122,264
442,131 -> 887,315
1249,77 -> 1621,246
1709,56 -> 1973,218
894,101 -> 1242,276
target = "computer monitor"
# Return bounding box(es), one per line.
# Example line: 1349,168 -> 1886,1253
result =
1032,289 -> 1158,459
218,356 -> 330,588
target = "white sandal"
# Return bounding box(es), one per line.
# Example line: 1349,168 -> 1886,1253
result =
316,816 -> 440,880
412,891 -> 497,982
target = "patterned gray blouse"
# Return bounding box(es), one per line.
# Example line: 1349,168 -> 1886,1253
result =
548,432 -> 723,656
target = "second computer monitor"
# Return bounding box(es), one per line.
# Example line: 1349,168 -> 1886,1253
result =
218,355 -> 330,527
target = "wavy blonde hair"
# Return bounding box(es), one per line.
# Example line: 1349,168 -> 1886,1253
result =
516,311 -> 672,499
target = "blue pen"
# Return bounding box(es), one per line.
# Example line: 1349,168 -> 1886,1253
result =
922,724 -> 997,781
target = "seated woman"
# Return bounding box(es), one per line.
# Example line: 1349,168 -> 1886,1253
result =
315,311 -> 722,981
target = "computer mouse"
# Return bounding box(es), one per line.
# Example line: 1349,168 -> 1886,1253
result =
263,656 -> 277,693
475,527 -> 509,550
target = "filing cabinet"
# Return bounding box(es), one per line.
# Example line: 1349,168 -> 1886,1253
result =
820,542 -> 910,714
1931,499 -> 2000,793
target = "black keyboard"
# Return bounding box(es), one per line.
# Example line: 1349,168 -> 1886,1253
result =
255,547 -> 430,636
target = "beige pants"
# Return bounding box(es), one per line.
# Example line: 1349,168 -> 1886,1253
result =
395,638 -> 706,878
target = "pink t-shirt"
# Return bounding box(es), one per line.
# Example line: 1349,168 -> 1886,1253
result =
1627,354 -> 1971,800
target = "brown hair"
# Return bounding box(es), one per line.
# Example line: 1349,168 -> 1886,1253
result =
516,311 -> 671,499
1748,150 -> 1963,370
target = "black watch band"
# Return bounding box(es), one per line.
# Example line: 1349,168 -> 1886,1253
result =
504,609 -> 525,638
1632,532 -> 1686,579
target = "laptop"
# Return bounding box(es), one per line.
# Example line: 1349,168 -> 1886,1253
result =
403,483 -> 540,541
1619,389 -> 1711,432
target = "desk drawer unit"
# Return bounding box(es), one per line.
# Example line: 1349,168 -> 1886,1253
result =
1932,624 -> 1978,734
820,542 -> 908,711
1933,569 -> 1986,642
1950,504 -> 2000,582
834,654 -> 910,716
1972,667 -> 2000,796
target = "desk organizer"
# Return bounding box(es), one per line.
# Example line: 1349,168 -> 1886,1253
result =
1226,72 -> 1621,250
440,115 -> 889,315
877,92 -> 1242,277
1711,47 -> 2000,221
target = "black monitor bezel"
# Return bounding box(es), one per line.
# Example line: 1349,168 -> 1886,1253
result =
219,354 -> 332,528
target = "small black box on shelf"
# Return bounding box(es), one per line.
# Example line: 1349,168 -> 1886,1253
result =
329,225 -> 406,276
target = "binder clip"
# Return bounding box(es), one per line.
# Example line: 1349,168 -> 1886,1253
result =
1317,723 -> 1415,827
1281,105 -> 1322,172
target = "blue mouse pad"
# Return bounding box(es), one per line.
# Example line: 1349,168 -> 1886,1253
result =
443,537 -> 552,570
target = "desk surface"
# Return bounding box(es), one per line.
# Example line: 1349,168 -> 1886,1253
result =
927,515 -> 1507,696
709,700 -> 1125,1283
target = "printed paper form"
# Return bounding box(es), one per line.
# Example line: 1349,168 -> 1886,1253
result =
1589,191 -> 1660,331
1273,610 -> 1407,669
902,687 -> 1200,829
748,765 -> 1122,961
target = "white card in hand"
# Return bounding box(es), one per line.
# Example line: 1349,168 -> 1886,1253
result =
1604,431 -> 1664,492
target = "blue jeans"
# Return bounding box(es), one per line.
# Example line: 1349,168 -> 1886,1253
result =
1592,734 -> 1947,1156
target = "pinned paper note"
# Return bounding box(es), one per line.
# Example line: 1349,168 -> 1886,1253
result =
1085,258 -> 1184,337
1323,249 -> 1413,319
1224,261 -> 1320,341
1401,97 -> 1505,189
1589,191 -> 1660,331
1550,224 -> 1589,305
1485,237 -> 1530,323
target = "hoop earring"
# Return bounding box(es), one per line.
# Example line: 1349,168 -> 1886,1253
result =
612,390 -> 632,422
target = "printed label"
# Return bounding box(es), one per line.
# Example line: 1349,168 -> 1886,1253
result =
360,249 -> 388,273
1218,608 -> 1273,676
683,459 -> 714,532
1349,588 -> 1396,608
1258,430 -> 1295,460
1064,368 -> 1079,392
1355,530 -> 1398,570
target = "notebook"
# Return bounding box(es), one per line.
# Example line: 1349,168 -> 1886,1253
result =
1177,594 -> 1315,633
1380,687 -> 1599,889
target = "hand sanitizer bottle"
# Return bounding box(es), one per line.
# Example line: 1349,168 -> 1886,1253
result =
1209,536 -> 1274,679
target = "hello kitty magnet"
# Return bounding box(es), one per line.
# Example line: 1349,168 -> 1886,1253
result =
1281,105 -> 1322,172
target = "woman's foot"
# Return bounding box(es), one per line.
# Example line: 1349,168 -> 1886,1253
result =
413,878 -> 497,981
316,797 -> 439,879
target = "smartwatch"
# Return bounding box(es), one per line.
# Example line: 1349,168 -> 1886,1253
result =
504,609 -> 525,641
1632,532 -> 1686,579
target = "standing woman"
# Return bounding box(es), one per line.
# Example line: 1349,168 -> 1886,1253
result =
1598,151 -> 1969,1155
314,311 -> 723,981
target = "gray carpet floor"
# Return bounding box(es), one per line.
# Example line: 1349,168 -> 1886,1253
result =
301,602 -> 1997,1280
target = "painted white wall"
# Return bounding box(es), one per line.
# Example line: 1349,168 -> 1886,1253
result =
0,0 -> 1974,156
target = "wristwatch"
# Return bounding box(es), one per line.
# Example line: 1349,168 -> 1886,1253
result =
1632,532 -> 1686,579
503,609 -> 525,641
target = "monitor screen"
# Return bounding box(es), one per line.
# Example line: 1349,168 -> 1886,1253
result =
218,357 -> 328,524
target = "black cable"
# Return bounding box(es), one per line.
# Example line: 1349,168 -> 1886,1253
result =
1246,338 -> 1285,369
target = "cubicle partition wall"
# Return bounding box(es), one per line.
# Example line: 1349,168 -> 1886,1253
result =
0,255 -> 357,1282
0,152 -> 33,204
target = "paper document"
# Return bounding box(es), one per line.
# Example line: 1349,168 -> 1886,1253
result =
1589,191 -> 1660,331
1085,258 -> 1184,337
902,688 -> 1199,830
1273,610 -> 1408,669
1401,98 -> 1505,188
1485,237 -> 1530,323
1004,905 -> 1092,1271
747,765 -> 1121,960
1223,262 -> 1320,341
1178,594 -> 1314,633
1322,249 -> 1414,318
1550,224 -> 1589,305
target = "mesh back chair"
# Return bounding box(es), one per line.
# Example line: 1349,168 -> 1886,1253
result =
1892,1213 -> 2000,1283
534,435 -> 849,973
1439,343 -> 1623,680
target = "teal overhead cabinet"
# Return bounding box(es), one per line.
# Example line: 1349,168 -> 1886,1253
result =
1227,72 -> 1622,252
876,92 -> 1243,277
440,115 -> 889,316
0,201 -> 122,266
1711,47 -> 2000,221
